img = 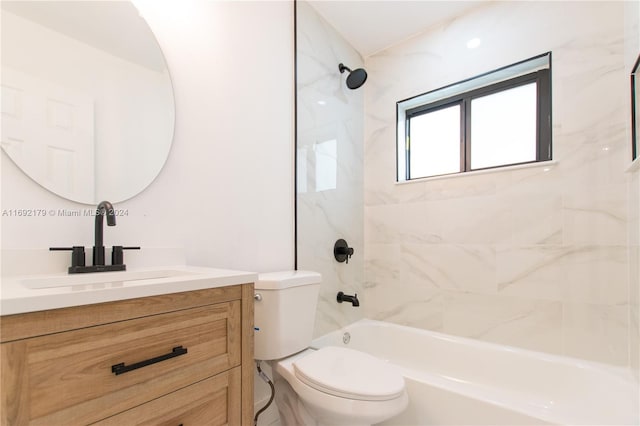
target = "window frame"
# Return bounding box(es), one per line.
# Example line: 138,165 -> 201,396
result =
397,54 -> 552,181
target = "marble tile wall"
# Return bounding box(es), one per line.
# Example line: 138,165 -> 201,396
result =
624,0 -> 640,382
296,1 -> 365,337
629,166 -> 640,378
363,1 -> 633,366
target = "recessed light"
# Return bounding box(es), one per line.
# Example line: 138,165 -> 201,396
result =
317,100 -> 327,106
466,38 -> 481,49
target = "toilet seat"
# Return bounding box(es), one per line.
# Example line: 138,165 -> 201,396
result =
275,348 -> 409,425
292,346 -> 405,401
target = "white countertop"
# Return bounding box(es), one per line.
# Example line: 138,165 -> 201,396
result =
1,265 -> 257,316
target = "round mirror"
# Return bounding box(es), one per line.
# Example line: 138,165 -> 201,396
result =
1,1 -> 175,204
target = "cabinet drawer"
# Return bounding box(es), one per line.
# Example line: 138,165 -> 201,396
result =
1,301 -> 240,425
93,367 -> 241,426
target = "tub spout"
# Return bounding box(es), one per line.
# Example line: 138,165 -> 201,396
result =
337,291 -> 359,307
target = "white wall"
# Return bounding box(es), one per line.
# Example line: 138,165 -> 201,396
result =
364,1 -> 632,366
1,0 -> 294,274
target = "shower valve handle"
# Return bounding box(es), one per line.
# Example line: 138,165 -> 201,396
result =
334,239 -> 354,264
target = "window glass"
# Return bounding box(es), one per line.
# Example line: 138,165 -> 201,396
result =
409,104 -> 461,178
470,82 -> 537,169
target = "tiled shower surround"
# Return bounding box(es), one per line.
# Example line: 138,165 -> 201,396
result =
630,166 -> 639,378
299,1 -> 639,369
626,0 -> 640,381
296,1 -> 365,337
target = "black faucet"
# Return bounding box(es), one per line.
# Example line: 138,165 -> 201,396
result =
93,200 -> 116,266
337,291 -> 360,307
51,201 -> 139,273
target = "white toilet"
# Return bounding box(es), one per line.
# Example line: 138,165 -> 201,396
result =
254,271 -> 408,426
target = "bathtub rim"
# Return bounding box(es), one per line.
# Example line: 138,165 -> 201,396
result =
313,318 -> 636,380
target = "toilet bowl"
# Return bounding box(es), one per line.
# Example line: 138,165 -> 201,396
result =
274,347 -> 408,426
254,271 -> 409,426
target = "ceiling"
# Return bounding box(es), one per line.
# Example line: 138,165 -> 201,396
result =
3,1 -> 490,69
307,0 -> 490,58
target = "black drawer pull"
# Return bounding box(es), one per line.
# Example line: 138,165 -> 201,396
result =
111,346 -> 187,376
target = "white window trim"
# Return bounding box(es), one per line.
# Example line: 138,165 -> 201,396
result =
395,159 -> 558,185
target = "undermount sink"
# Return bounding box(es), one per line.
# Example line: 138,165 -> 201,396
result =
21,269 -> 198,289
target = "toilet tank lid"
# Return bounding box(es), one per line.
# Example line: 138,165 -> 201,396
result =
256,270 -> 321,290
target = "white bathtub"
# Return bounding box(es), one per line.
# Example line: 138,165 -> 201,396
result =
311,319 -> 639,426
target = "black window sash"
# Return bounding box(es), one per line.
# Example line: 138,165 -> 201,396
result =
403,68 -> 551,180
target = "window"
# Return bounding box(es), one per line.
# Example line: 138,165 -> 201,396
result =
397,53 -> 551,181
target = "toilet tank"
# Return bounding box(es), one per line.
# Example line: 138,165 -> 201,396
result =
254,270 -> 321,360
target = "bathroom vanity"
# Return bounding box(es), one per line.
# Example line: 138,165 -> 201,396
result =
0,268 -> 255,425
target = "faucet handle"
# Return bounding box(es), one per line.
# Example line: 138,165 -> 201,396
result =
50,246 -> 85,267
334,239 -> 355,264
111,246 -> 141,266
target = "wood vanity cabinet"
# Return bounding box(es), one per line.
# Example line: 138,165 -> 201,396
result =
0,284 -> 254,426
